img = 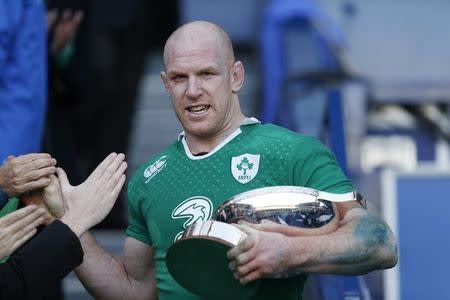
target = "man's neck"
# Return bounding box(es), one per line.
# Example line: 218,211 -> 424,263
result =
184,115 -> 246,154
185,130 -> 235,154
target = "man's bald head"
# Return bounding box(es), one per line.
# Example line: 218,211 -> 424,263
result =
163,21 -> 235,69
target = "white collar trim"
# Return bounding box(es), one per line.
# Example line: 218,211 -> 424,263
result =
179,117 -> 260,160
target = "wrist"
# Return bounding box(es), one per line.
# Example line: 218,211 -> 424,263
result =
288,236 -> 318,272
60,215 -> 87,238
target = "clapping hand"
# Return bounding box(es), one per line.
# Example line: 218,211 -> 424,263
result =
0,206 -> 46,259
59,153 -> 127,237
0,154 -> 56,197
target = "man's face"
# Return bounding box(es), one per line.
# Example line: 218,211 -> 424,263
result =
161,39 -> 241,140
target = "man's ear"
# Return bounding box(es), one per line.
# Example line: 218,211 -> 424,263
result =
161,71 -> 170,94
230,61 -> 245,93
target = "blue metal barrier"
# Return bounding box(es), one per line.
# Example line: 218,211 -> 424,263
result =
381,168 -> 450,300
260,0 -> 349,172
260,0 -> 368,299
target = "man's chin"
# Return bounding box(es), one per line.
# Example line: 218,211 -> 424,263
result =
183,121 -> 215,137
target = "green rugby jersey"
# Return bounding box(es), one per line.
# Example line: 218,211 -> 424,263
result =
126,119 -> 353,300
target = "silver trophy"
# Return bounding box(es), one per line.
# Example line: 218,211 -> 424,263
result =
214,186 -> 357,229
166,186 -> 358,298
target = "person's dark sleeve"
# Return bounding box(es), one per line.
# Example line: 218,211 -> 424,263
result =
0,220 -> 84,299
0,188 -> 8,211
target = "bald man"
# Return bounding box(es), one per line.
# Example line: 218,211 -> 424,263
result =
73,21 -> 397,300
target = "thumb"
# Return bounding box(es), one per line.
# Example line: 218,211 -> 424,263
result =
56,167 -> 70,190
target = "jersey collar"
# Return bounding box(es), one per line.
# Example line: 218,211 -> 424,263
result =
178,117 -> 260,160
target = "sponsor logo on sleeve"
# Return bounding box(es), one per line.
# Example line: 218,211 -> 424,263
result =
144,156 -> 167,183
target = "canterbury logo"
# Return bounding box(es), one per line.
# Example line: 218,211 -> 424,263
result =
144,156 -> 167,183
172,197 -> 213,241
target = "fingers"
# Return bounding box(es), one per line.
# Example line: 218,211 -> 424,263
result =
228,240 -> 254,265
22,157 -> 57,174
227,226 -> 257,260
235,223 -> 258,236
108,162 -> 127,198
1,154 -> 56,196
237,269 -> 263,284
111,175 -> 126,202
11,155 -> 56,181
88,153 -> 118,182
45,174 -> 60,194
56,167 -> 70,190
100,157 -> 127,213
8,208 -> 46,234
227,227 -> 271,284
14,153 -> 53,166
107,160 -> 127,187
0,205 -> 39,227
7,213 -> 45,255
229,249 -> 254,272
43,174 -> 65,218
23,166 -> 56,182
229,247 -> 261,284
103,156 -> 127,207
102,154 -> 125,183
20,177 -> 51,193
9,228 -> 38,255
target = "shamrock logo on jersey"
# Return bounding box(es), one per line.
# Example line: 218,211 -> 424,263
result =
231,153 -> 260,184
236,157 -> 253,175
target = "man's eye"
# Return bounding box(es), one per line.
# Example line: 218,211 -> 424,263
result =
171,75 -> 185,81
201,72 -> 213,77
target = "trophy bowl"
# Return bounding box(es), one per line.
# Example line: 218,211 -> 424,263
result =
166,186 -> 357,298
213,186 -> 356,236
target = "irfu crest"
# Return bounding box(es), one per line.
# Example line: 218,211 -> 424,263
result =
237,157 -> 253,175
231,153 -> 260,184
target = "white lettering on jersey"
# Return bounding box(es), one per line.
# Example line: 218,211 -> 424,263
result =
172,196 -> 213,241
144,156 -> 167,183
231,153 -> 260,184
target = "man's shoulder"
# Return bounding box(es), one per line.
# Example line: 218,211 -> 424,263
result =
128,142 -> 179,187
248,122 -> 320,145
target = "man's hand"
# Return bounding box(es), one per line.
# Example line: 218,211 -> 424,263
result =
227,223 -> 295,284
43,174 -> 65,218
0,205 -> 46,259
20,174 -> 65,225
59,153 -> 127,237
0,154 -> 57,197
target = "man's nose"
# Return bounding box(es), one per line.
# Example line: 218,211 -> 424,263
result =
185,76 -> 202,99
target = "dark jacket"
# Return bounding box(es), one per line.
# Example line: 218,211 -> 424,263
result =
0,220 -> 83,299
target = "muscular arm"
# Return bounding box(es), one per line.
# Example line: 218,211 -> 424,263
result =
292,200 -> 397,274
228,200 -> 398,283
75,233 -> 157,300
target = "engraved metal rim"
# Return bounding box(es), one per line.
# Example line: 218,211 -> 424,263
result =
177,220 -> 247,247
214,186 -> 357,216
